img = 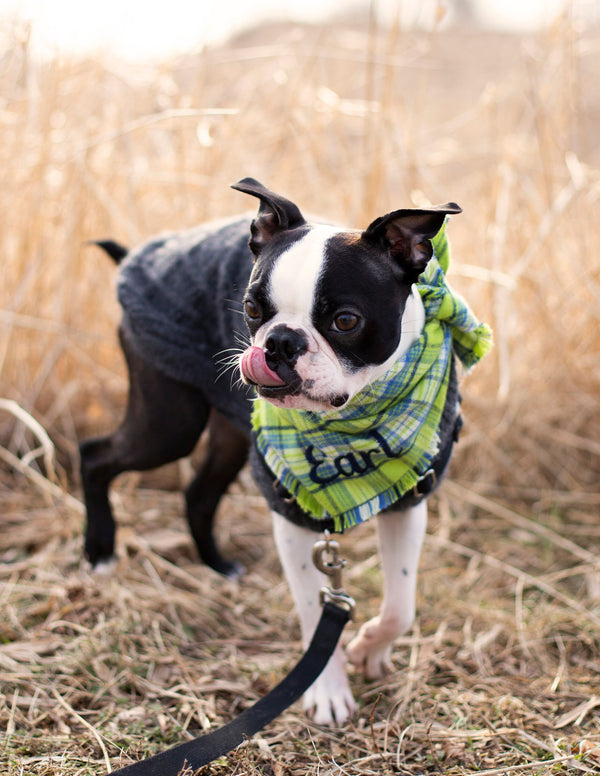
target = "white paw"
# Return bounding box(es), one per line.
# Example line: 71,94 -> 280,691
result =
346,634 -> 393,679
303,651 -> 356,725
90,556 -> 118,577
346,617 -> 400,679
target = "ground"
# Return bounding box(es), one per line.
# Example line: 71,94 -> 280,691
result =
2,464 -> 599,775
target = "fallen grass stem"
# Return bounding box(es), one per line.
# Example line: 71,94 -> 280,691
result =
51,689 -> 113,773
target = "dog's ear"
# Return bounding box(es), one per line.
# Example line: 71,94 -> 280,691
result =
231,177 -> 306,257
364,203 -> 462,282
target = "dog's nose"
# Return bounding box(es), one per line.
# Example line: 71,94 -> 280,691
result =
265,325 -> 308,367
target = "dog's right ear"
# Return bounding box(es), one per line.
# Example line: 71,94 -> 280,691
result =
231,178 -> 306,257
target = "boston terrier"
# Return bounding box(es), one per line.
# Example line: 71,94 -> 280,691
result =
80,178 -> 490,725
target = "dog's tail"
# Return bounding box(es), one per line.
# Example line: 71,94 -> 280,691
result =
88,239 -> 129,264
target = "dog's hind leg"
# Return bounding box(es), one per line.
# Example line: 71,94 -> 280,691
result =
272,511 -> 356,726
184,411 -> 249,577
346,501 -> 427,679
80,327 -> 209,569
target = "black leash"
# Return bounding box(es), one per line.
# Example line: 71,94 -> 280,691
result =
107,537 -> 354,776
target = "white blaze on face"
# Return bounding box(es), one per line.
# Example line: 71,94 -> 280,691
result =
268,226 -> 342,323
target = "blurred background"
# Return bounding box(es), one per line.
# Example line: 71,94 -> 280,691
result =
1,0 -> 599,508
2,4 -> 600,772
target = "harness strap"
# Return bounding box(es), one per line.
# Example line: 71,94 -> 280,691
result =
107,601 -> 350,775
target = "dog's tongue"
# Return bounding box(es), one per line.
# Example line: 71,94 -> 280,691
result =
240,346 -> 286,387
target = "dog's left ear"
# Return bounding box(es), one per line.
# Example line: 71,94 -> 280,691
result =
231,177 -> 306,257
364,203 -> 462,282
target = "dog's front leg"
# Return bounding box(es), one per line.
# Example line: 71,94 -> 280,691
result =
346,501 -> 427,678
272,512 -> 355,726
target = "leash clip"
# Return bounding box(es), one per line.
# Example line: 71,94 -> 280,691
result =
312,531 -> 355,619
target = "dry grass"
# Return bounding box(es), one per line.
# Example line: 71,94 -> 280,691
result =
1,8 -> 600,776
3,478 -> 600,775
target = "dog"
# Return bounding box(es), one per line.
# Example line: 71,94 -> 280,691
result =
80,178 -> 490,725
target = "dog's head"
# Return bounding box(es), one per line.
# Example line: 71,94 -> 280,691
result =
234,177 -> 461,412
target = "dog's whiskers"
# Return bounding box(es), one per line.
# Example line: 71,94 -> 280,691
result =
215,347 -> 245,385
215,327 -> 253,388
224,297 -> 245,317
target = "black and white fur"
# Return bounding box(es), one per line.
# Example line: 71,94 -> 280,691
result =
233,179 -> 461,724
80,178 -> 461,726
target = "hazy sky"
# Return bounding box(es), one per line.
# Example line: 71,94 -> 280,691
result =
1,0 -> 572,61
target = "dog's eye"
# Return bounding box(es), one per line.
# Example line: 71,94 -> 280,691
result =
332,312 -> 360,332
244,299 -> 262,320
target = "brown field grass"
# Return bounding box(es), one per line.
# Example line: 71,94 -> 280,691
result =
1,10 -> 600,776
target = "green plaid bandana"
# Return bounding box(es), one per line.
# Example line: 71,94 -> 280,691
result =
251,223 -> 492,531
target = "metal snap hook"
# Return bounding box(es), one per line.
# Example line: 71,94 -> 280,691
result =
312,532 -> 355,618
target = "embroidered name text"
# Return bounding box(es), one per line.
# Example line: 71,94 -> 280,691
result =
306,429 -> 399,485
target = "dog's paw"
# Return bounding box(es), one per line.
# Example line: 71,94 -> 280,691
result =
216,559 -> 246,579
303,656 -> 355,726
346,638 -> 393,679
89,556 -> 118,577
346,618 -> 398,679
